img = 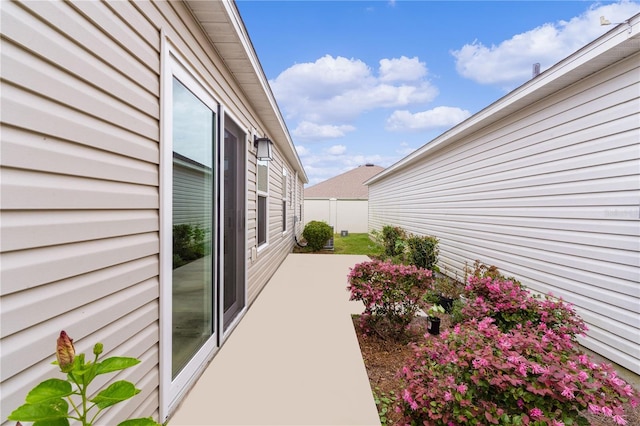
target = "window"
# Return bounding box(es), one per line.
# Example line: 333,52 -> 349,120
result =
282,168 -> 288,232
257,159 -> 268,246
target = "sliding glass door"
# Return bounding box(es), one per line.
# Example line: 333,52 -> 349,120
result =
171,77 -> 215,378
162,51 -> 249,419
223,121 -> 246,333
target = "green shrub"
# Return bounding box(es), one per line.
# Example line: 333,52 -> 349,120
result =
173,223 -> 206,269
405,234 -> 439,271
381,225 -> 406,258
465,259 -> 521,285
302,220 -> 333,251
433,273 -> 464,299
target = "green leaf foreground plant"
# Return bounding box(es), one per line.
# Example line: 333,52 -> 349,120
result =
373,387 -> 398,426
426,304 -> 445,317
8,331 -> 160,426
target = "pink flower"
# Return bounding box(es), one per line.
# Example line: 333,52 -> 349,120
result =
444,391 -> 453,401
612,377 -> 626,387
552,420 -> 564,426
498,336 -> 512,350
623,385 -> 634,397
588,404 -> 601,414
561,386 -> 575,399
531,363 -> 547,374
457,383 -> 468,394
577,371 -> 589,382
478,317 -> 494,331
472,357 -> 489,368
529,408 -> 543,419
507,355 -> 521,364
518,363 -> 528,377
602,406 -> 613,417
613,415 -> 627,425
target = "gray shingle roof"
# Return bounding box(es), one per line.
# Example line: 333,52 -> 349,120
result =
304,164 -> 385,199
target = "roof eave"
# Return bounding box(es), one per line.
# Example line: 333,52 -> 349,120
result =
185,0 -> 308,183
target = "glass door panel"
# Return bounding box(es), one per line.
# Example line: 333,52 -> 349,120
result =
222,123 -> 246,331
171,78 -> 215,378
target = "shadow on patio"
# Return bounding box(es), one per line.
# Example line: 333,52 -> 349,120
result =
169,253 -> 381,426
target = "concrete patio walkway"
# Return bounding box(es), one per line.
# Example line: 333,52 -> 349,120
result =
169,253 -> 381,426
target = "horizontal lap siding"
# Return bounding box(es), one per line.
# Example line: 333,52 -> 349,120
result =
368,53 -> 640,374
1,0 -> 302,422
0,0 -> 160,423
247,150 -> 295,304
173,162 -> 213,229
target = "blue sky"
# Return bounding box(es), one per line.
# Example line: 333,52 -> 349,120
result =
236,0 -> 640,186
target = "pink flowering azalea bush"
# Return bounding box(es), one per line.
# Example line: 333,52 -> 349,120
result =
456,276 -> 587,338
398,277 -> 639,425
348,260 -> 432,338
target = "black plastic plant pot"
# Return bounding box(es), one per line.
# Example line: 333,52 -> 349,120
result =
427,316 -> 441,335
438,296 -> 455,313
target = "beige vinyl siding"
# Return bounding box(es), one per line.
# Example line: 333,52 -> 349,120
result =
247,148 -> 296,304
368,51 -> 640,374
0,0 -> 161,422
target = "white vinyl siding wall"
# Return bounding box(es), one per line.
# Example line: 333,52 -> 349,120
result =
173,157 -> 213,229
0,1 -> 161,424
1,0 -> 306,423
368,52 -> 640,375
247,148 -> 302,304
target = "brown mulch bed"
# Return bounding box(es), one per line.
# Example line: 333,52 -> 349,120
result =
354,314 -> 640,426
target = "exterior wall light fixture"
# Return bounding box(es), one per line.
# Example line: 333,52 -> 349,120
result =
254,136 -> 274,161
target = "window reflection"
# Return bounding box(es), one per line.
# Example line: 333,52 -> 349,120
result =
171,78 -> 215,378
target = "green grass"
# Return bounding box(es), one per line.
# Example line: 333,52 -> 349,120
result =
333,233 -> 384,256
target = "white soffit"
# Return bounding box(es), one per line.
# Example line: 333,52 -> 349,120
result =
185,0 -> 308,183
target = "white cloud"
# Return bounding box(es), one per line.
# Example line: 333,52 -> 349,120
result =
295,145 -> 309,156
299,148 -> 399,186
293,121 -> 356,141
396,142 -> 417,156
452,1 -> 640,88
379,56 -> 427,82
327,145 -> 347,155
386,106 -> 471,132
270,54 -> 438,126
